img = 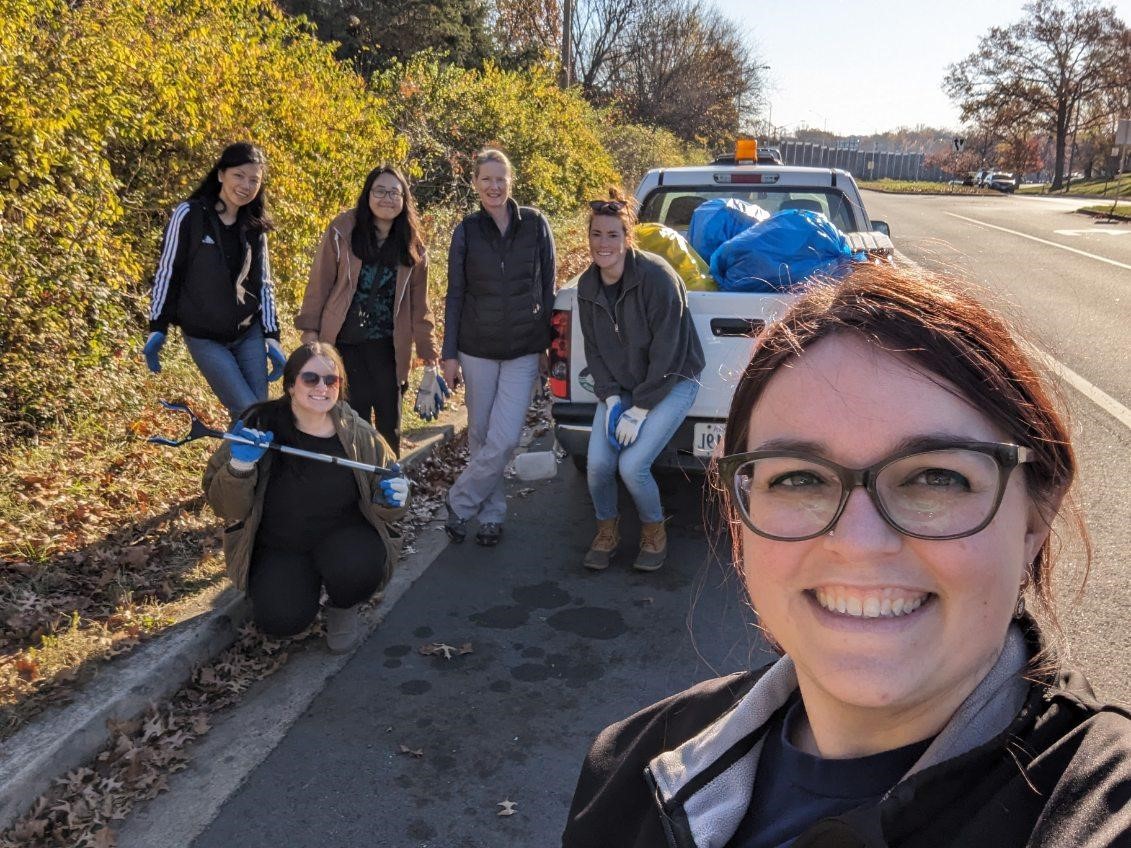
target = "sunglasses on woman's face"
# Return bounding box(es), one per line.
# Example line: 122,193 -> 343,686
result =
298,371 -> 341,388
589,200 -> 626,215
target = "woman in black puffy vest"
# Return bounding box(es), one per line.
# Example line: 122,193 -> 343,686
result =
440,148 -> 556,547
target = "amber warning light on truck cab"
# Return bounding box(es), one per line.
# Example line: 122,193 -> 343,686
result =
735,138 -> 758,163
550,309 -> 571,400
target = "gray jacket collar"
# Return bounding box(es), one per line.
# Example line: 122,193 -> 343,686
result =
577,249 -> 645,304
647,624 -> 1032,847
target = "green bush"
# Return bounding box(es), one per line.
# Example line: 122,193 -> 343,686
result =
597,119 -> 709,192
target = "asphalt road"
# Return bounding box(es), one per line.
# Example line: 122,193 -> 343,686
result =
865,190 -> 1131,703
178,462 -> 766,848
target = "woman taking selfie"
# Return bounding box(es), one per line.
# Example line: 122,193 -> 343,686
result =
203,343 -> 409,653
296,165 -> 444,455
562,265 -> 1130,847
145,141 -> 285,419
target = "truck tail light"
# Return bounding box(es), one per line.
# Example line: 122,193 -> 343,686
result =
549,309 -> 570,400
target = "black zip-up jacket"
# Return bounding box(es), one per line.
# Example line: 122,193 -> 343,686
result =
148,199 -> 279,343
577,249 -> 705,409
442,198 -> 555,361
562,623 -> 1131,848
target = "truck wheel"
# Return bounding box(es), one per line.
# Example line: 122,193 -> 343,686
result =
572,454 -> 588,473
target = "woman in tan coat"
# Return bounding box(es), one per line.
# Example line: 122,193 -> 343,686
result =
296,165 -> 445,455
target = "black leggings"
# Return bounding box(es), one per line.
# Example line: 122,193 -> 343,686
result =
248,522 -> 388,637
339,338 -> 402,455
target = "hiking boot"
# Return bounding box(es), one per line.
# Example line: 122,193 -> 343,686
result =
583,518 -> 620,571
476,522 -> 503,546
445,502 -> 468,544
324,604 -> 361,653
633,521 -> 668,572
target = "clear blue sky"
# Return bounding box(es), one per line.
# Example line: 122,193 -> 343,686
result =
712,0 -> 1131,136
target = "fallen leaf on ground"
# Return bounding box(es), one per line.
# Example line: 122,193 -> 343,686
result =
419,642 -> 458,660
459,643 -> 474,655
398,744 -> 424,758
497,799 -> 518,816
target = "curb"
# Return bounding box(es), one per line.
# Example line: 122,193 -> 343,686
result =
0,415 -> 464,833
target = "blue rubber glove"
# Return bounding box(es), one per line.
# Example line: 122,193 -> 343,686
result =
414,366 -> 452,421
604,395 -> 624,452
377,463 -> 410,508
227,420 -> 273,466
265,338 -> 286,382
143,331 -> 166,374
615,406 -> 649,447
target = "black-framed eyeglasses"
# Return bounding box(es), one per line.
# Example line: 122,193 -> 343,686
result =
370,187 -> 404,200
717,441 -> 1033,541
298,371 -> 341,388
589,200 -> 626,215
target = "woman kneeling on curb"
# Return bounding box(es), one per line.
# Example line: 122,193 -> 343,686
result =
577,191 -> 704,572
203,342 -> 409,652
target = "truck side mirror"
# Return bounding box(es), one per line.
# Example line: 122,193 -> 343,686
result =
871,220 -> 891,237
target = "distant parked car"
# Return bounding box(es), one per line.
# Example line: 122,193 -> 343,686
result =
987,172 -> 1016,193
962,171 -> 978,186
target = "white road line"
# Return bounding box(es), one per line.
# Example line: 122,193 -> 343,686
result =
1023,344 -> 1131,432
944,212 -> 1131,271
893,250 -> 1131,433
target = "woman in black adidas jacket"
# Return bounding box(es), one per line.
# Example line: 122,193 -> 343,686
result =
562,265 -> 1131,848
145,142 -> 284,420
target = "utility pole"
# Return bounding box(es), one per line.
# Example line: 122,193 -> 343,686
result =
560,0 -> 573,88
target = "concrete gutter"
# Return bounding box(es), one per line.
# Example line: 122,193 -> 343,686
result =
0,416 -> 464,832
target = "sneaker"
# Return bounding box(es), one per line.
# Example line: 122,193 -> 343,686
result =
583,517 -> 620,571
633,520 -> 667,572
476,522 -> 503,546
445,502 -> 468,544
324,604 -> 361,653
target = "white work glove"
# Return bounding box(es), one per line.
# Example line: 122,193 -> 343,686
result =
414,365 -> 450,421
377,464 -> 410,508
615,406 -> 649,446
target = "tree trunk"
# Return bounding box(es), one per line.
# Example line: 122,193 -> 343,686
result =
1051,101 -> 1069,191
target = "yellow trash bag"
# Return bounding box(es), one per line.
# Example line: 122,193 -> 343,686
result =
634,223 -> 717,291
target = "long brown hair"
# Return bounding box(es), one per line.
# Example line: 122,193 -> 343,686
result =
714,263 -> 1088,639
239,342 -> 349,446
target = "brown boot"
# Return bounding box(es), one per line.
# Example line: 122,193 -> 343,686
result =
633,521 -> 667,572
583,518 -> 620,571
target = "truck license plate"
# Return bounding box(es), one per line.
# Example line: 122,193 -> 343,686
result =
693,423 -> 725,458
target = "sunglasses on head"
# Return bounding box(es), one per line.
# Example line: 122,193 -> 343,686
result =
298,371 -> 341,388
589,200 -> 626,215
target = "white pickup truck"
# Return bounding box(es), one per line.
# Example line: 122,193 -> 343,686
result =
548,149 -> 894,472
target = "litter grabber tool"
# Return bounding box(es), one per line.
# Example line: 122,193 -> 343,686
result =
147,400 -> 399,479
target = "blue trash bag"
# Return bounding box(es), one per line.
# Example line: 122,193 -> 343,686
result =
709,209 -> 865,293
687,198 -> 769,265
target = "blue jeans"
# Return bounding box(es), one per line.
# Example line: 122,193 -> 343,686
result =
184,324 -> 268,421
586,378 -> 699,524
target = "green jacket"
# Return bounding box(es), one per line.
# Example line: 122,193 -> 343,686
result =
203,402 -> 405,592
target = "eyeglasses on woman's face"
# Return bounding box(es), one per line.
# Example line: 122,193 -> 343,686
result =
370,187 -> 404,201
297,371 -> 341,388
717,440 -> 1033,541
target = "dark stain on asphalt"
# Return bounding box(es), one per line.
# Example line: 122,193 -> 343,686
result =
512,581 -> 571,609
521,646 -> 545,658
413,625 -> 433,638
489,679 -> 512,693
470,604 -> 530,629
384,644 -> 412,657
399,680 -> 432,695
383,659 -> 402,669
511,663 -> 552,682
407,819 -> 436,840
547,607 -> 627,639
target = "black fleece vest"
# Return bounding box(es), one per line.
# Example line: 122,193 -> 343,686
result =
457,207 -> 550,360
